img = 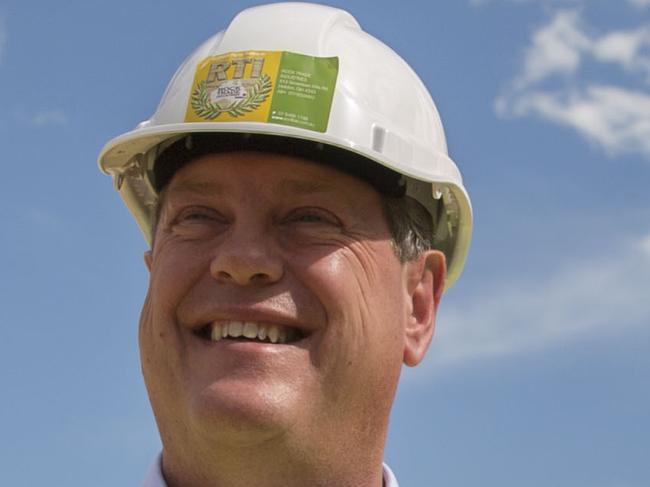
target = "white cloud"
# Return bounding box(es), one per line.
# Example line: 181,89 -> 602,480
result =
498,9 -> 650,158
31,110 -> 68,127
593,27 -> 650,81
470,0 -> 580,6
417,233 -> 650,371
628,0 -> 650,8
513,9 -> 589,88
640,234 -> 650,255
498,85 -> 650,156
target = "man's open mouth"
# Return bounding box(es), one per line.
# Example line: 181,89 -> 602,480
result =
194,321 -> 307,344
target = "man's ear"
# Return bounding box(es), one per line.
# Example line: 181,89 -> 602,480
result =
144,250 -> 153,272
403,250 -> 446,367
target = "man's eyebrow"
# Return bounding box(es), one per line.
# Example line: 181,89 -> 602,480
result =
165,178 -> 338,197
276,178 -> 338,194
166,180 -> 225,197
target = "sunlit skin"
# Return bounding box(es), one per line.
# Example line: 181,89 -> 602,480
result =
139,151 -> 446,487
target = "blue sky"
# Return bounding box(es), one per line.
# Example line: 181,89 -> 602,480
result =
1,1 -> 648,486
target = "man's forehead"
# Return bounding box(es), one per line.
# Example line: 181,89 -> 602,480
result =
167,173 -> 341,197
165,155 -> 348,199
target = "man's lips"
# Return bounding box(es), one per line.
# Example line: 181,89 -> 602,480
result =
193,320 -> 307,344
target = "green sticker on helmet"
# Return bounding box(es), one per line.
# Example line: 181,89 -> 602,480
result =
268,52 -> 339,132
186,51 -> 339,133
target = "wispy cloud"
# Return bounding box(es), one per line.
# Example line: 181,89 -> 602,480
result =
592,26 -> 650,82
418,232 -> 650,372
496,9 -> 650,158
497,85 -> 650,156
470,0 -> 581,6
510,10 -> 588,88
31,110 -> 68,127
629,0 -> 650,8
640,233 -> 650,254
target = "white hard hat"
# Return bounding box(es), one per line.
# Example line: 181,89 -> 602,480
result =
98,2 -> 472,288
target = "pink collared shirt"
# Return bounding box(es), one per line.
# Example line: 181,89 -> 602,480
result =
142,454 -> 400,487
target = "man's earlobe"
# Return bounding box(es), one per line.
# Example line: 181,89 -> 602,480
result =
144,251 -> 153,272
403,250 -> 446,367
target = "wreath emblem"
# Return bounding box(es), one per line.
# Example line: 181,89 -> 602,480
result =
190,74 -> 273,119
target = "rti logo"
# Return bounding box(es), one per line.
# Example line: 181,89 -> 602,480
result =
206,57 -> 265,82
189,53 -> 273,120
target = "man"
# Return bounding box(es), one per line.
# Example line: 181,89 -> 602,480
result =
99,3 -> 472,486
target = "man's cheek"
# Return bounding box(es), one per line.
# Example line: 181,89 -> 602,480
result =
139,292 -> 158,370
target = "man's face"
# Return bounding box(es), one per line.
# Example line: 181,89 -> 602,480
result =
140,151 -> 442,455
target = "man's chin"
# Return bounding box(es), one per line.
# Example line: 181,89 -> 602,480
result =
184,379 -> 301,443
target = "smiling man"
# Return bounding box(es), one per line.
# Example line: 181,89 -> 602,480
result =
99,3 -> 472,487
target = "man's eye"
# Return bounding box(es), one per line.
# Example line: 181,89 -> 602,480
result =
295,213 -> 325,223
183,212 -> 212,221
174,207 -> 224,224
285,208 -> 340,226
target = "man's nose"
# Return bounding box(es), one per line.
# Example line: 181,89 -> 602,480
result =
209,223 -> 283,286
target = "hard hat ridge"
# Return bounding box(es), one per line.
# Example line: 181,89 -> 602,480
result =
152,132 -> 408,198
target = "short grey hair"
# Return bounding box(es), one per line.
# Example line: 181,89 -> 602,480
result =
382,195 -> 434,262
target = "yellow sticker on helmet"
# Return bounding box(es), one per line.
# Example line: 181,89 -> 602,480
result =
185,50 -> 338,133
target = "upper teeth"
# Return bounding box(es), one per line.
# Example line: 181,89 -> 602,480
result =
210,321 -> 296,344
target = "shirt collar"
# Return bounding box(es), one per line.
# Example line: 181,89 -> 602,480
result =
142,454 -> 400,487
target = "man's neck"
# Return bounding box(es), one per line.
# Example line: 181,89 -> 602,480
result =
160,439 -> 386,487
